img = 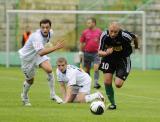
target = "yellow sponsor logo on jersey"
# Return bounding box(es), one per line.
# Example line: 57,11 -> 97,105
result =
105,45 -> 123,51
113,46 -> 123,51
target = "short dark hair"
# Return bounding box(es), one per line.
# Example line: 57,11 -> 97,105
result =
88,17 -> 96,25
40,19 -> 52,27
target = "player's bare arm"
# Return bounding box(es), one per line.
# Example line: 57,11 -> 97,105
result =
38,40 -> 64,56
98,47 -> 113,57
79,42 -> 85,51
64,86 -> 75,103
59,82 -> 66,100
133,35 -> 139,49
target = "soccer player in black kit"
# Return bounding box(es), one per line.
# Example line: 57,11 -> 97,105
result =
98,22 -> 139,110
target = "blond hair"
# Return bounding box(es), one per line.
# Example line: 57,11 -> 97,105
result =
56,57 -> 67,64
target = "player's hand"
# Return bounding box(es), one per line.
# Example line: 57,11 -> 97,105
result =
133,46 -> 140,54
54,40 -> 65,50
135,46 -> 140,50
79,51 -> 84,59
106,47 -> 113,55
79,51 -> 84,56
52,95 -> 64,104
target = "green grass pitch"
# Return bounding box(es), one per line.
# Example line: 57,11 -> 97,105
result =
0,67 -> 160,122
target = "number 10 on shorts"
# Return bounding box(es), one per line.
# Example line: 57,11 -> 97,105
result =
101,62 -> 109,70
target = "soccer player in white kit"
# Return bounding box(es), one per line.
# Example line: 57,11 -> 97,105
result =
56,57 -> 104,103
19,19 -> 64,106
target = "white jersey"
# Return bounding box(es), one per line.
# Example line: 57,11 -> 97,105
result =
18,29 -> 53,61
56,65 -> 91,87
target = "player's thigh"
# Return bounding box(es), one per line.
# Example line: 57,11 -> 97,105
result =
67,94 -> 77,103
75,92 -> 87,103
99,57 -> 115,73
115,57 -> 131,87
40,60 -> 52,73
36,55 -> 52,73
99,58 -> 115,84
116,57 -> 131,81
75,81 -> 91,103
103,73 -> 113,85
93,53 -> 100,71
83,52 -> 92,67
79,80 -> 91,93
21,59 -> 36,82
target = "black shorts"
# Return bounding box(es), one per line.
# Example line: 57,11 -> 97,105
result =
83,52 -> 100,67
99,56 -> 131,81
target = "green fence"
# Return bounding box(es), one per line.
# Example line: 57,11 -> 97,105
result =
131,54 -> 160,69
0,52 -> 79,66
0,52 -> 160,69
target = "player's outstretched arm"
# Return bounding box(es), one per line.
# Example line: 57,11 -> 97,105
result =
38,40 -> 64,56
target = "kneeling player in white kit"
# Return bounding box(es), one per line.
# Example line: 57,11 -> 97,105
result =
56,57 -> 104,103
19,19 -> 64,106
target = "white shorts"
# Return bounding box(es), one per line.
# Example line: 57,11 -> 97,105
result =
72,78 -> 91,95
20,55 -> 49,80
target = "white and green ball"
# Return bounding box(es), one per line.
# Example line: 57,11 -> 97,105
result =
90,101 -> 105,115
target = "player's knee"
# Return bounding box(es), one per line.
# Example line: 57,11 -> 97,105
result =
65,98 -> 73,103
46,68 -> 52,73
84,68 -> 90,75
94,68 -> 98,72
94,65 -> 99,71
115,77 -> 124,88
104,79 -> 112,85
115,81 -> 123,88
104,81 -> 112,86
79,100 -> 85,103
27,78 -> 34,85
76,97 -> 85,103
85,67 -> 90,72
47,73 -> 54,81
115,84 -> 122,88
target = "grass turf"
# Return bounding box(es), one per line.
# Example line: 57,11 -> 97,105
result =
0,67 -> 160,122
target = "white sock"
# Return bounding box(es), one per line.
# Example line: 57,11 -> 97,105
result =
85,92 -> 99,103
47,73 -> 56,98
22,81 -> 31,97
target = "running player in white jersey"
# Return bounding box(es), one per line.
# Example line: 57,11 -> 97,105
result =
19,19 -> 64,106
56,57 -> 104,103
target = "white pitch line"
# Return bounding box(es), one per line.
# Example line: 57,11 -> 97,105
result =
117,93 -> 160,101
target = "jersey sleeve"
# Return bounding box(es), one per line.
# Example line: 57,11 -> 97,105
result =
99,31 -> 107,51
80,31 -> 86,43
56,68 -> 64,82
32,34 -> 44,52
122,30 -> 136,43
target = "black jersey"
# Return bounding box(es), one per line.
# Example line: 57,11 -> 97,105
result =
99,29 -> 136,58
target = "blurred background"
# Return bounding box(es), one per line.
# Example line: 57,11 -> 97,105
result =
0,0 -> 160,69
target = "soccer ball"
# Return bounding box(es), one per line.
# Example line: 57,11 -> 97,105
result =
90,101 -> 105,115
